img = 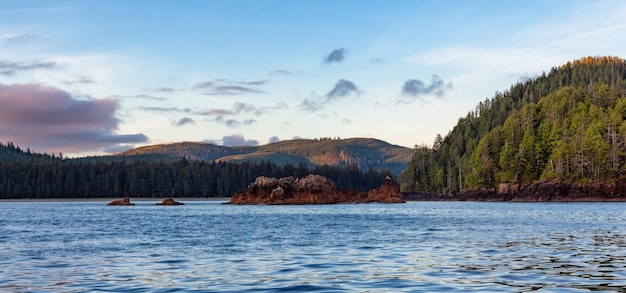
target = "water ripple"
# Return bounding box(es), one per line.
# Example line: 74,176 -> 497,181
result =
0,201 -> 625,292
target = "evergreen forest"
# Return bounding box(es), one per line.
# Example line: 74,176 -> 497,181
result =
399,56 -> 626,194
0,142 -> 391,199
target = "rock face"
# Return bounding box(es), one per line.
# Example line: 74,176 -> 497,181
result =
404,180 -> 626,202
228,174 -> 405,205
107,197 -> 135,206
156,198 -> 184,205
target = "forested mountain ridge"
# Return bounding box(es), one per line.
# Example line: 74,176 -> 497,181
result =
400,56 -> 626,196
118,138 -> 414,175
116,141 -> 252,161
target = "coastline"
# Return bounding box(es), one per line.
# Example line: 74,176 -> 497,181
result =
0,197 -> 231,203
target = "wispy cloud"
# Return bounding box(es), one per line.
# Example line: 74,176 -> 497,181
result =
0,83 -> 148,154
323,48 -> 346,64
0,60 -> 58,76
225,118 -> 256,128
137,106 -> 191,113
196,101 -> 256,116
369,58 -> 386,64
145,87 -> 176,93
300,98 -> 321,113
410,47 -> 564,74
63,76 -> 97,86
268,69 -> 295,76
196,101 -> 287,118
0,33 -> 39,44
192,79 -> 267,95
111,94 -> 167,101
300,79 -> 361,113
254,101 -> 288,116
172,117 -> 195,127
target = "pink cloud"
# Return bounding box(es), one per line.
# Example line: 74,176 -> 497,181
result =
0,83 -> 148,154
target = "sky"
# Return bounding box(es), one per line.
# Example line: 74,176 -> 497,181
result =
1,0 -> 626,156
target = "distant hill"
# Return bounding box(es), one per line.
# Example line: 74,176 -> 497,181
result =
118,138 -> 414,174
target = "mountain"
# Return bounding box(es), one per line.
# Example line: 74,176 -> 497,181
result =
399,56 -> 626,195
118,138 -> 414,174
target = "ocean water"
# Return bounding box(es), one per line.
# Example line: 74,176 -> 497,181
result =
0,201 -> 625,292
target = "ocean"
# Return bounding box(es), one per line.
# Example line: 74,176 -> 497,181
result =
1,201 -> 625,292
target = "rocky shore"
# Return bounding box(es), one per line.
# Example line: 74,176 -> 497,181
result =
404,180 -> 626,202
228,174 -> 405,204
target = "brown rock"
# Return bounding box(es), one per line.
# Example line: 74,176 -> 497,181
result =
360,176 -> 406,203
415,180 -> 626,202
228,174 -> 405,205
107,197 -> 135,206
156,198 -> 184,205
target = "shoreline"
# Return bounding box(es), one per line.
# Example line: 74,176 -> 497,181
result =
0,197 -> 231,203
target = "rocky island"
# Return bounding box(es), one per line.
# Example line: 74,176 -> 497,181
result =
228,174 -> 405,204
156,198 -> 185,205
107,197 -> 135,205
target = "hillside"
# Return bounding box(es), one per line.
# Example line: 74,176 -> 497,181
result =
399,56 -> 626,196
116,141 -> 253,161
118,138 -> 414,174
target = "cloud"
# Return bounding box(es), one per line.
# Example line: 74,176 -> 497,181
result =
192,79 -> 267,95
137,106 -> 191,113
268,136 -> 280,143
341,119 -> 353,125
196,101 -> 256,116
197,101 -> 286,120
112,94 -> 167,101
205,134 -> 259,147
401,75 -> 453,100
145,87 -> 176,93
300,98 -> 321,113
410,46 -> 565,75
254,101 -> 288,116
323,48 -> 346,64
326,79 -> 359,99
299,79 -> 360,112
172,117 -> 195,127
0,33 -> 39,44
102,144 -> 133,154
268,69 -> 295,76
63,76 -> 97,86
0,83 -> 148,154
223,134 -> 259,146
0,60 -> 58,76
224,118 -> 256,128
192,81 -> 214,90
369,58 -> 386,64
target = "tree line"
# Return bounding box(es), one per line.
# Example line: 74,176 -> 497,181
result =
0,152 -> 392,199
399,56 -> 626,194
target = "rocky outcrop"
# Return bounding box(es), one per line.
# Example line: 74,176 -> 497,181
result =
228,174 -> 405,205
362,176 -> 405,203
107,197 -> 135,205
404,180 -> 626,202
156,198 -> 184,205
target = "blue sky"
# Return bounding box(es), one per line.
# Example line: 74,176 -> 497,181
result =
1,0 -> 626,156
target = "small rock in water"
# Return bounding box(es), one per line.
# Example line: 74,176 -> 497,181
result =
107,197 -> 135,206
